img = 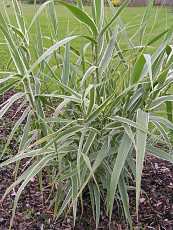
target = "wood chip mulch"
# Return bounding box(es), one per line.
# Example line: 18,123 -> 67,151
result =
0,91 -> 173,230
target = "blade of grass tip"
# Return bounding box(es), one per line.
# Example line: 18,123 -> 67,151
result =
99,0 -> 129,39
12,0 -> 28,43
28,1 -> 53,32
57,0 -> 98,37
47,0 -> 58,38
148,3 -> 159,37
138,0 -> 154,45
136,109 -> 149,218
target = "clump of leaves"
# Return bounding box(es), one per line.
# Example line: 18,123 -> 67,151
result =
0,0 -> 173,229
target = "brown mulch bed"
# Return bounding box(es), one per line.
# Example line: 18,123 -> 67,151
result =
0,91 -> 173,230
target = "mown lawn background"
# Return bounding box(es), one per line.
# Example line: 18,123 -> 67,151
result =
0,3 -> 173,71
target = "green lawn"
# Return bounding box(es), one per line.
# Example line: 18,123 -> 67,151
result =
0,3 -> 173,70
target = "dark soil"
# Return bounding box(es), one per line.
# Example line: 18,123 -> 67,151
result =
0,91 -> 173,230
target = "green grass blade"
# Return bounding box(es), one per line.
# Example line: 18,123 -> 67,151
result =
30,36 -> 79,71
108,134 -> 132,220
86,94 -> 113,123
58,0 -> 98,37
146,145 -> 173,163
93,0 -> 104,31
2,107 -> 30,156
93,184 -> 101,228
150,115 -> 173,131
166,101 -> 173,122
82,129 -> 97,155
149,95 -> 173,110
12,0 -> 28,43
130,54 -> 145,84
144,54 -> 153,89
86,86 -> 96,116
99,0 -> 128,39
136,109 -> 149,215
71,173 -> 78,226
61,43 -> 70,84
81,66 -> 97,87
99,32 -> 116,75
19,111 -> 32,151
118,174 -> 133,229
0,93 -> 24,119
28,0 -> 53,32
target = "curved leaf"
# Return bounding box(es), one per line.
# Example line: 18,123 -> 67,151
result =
58,0 -> 98,36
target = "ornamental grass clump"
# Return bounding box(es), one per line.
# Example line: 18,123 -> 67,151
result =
0,0 -> 173,229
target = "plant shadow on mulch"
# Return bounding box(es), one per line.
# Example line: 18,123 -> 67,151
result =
0,91 -> 173,230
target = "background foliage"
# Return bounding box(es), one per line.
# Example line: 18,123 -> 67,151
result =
0,0 -> 173,229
